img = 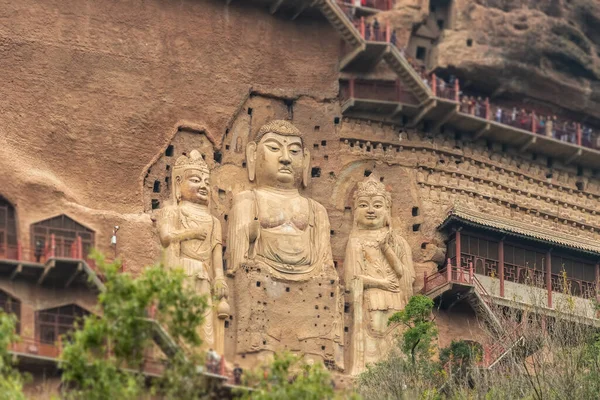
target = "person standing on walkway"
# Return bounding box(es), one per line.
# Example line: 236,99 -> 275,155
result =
373,18 -> 380,41
545,115 -> 553,137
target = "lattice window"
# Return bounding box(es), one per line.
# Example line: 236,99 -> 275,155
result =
0,196 -> 18,259
31,215 -> 94,259
36,304 -> 89,344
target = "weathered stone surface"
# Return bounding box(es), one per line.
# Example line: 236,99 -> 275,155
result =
378,0 -> 600,119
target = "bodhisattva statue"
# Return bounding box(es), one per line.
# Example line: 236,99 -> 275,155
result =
228,120 -> 343,368
157,150 -> 229,354
345,176 -> 416,374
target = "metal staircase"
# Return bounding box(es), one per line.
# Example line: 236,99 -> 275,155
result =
314,0 -> 364,49
383,45 -> 431,104
315,0 -> 432,103
422,261 -> 531,369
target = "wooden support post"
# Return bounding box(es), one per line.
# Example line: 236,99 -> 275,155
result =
595,262 -> 599,302
447,260 -> 452,282
577,123 -> 582,146
385,23 -> 391,42
531,111 -> 536,134
499,239 -> 505,297
546,250 -> 552,308
50,234 -> 56,258
77,236 -> 83,259
469,261 -> 474,284
485,97 -> 490,120
360,17 -> 365,38
455,230 -> 461,268
454,79 -> 460,102
431,73 -> 437,97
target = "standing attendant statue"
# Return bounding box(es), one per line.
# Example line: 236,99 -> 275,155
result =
345,175 -> 415,374
157,150 -> 229,354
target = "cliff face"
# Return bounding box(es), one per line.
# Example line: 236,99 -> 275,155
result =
385,0 -> 600,120
0,0 -> 340,272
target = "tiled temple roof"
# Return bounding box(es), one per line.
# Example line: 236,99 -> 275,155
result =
440,205 -> 600,255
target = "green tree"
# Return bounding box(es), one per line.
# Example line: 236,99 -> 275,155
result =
59,253 -> 210,399
239,352 -> 356,400
0,311 -> 27,400
388,295 -> 437,364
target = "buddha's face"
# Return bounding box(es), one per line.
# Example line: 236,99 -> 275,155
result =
179,169 -> 210,204
355,195 -> 388,230
255,133 -> 304,189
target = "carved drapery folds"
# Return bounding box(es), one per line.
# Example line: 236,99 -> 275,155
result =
227,120 -> 344,369
156,149 -> 229,354
345,175 -> 416,374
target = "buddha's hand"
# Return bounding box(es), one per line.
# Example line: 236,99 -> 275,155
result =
379,232 -> 393,253
379,279 -> 399,292
214,277 -> 228,299
192,228 -> 207,241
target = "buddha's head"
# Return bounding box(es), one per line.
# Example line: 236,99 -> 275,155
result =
246,120 -> 310,189
353,176 -> 391,230
172,150 -> 211,205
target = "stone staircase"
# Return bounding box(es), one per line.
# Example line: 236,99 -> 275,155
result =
315,0 -> 432,103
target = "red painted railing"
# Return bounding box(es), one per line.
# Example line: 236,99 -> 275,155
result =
337,0 -> 394,12
0,234 -> 123,276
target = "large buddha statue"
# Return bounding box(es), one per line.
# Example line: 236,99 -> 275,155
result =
345,176 -> 416,374
228,120 -> 343,369
157,150 -> 229,354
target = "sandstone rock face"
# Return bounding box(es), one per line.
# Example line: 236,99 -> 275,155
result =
3,0 -> 600,386
381,0 -> 600,120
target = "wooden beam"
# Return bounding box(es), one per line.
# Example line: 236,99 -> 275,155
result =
389,103 -> 403,118
341,98 -> 355,113
473,123 -> 490,140
408,100 -> 437,127
65,262 -> 83,289
291,3 -> 307,20
270,0 -> 284,14
9,264 -> 22,281
519,136 -> 537,152
37,260 -> 55,286
432,106 -> 458,132
565,148 -> 583,165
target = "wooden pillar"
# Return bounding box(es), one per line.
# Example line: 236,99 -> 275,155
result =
360,17 -> 365,38
77,236 -> 83,259
499,239 -> 505,297
431,73 -> 437,97
50,234 -> 56,258
577,123 -> 582,146
455,229 -> 462,268
469,261 -> 474,284
546,250 -> 552,308
385,23 -> 391,42
595,262 -> 599,302
454,79 -> 460,102
531,111 -> 536,133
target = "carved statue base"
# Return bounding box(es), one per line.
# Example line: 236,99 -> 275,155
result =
234,263 -> 344,370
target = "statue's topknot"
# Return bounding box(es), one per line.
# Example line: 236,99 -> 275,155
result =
254,120 -> 302,142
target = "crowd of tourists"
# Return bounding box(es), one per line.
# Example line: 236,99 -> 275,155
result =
336,0 -> 600,151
